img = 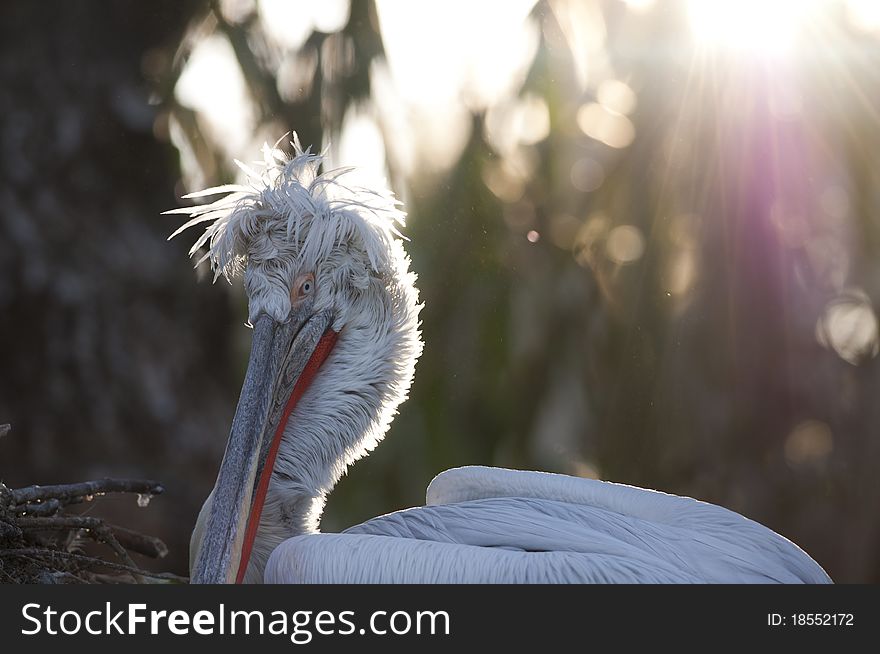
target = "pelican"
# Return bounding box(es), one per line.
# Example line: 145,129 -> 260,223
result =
171,136 -> 831,584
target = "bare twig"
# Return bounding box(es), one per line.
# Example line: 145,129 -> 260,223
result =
16,515 -> 109,531
10,479 -> 164,505
2,476 -> 174,583
15,516 -> 140,570
109,525 -> 168,559
11,498 -> 62,516
0,548 -> 188,583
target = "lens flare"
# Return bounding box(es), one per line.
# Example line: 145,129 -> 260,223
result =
687,0 -> 821,58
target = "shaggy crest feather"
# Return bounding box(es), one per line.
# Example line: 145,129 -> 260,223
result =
166,134 -> 407,325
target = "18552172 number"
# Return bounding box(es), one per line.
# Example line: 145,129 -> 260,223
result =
768,613 -> 854,627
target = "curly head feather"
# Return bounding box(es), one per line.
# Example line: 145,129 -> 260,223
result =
166,134 -> 413,327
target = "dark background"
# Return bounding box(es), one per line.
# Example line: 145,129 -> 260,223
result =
2,0 -> 879,582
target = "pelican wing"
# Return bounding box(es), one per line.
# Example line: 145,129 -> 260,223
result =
264,467 -> 830,584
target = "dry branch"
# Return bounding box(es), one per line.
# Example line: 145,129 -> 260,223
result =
110,525 -> 169,559
10,479 -> 164,505
0,549 -> 187,583
0,469 -> 181,583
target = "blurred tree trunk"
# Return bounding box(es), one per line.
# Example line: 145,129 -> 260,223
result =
0,0 -> 235,576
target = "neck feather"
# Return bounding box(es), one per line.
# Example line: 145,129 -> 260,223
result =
243,262 -> 421,581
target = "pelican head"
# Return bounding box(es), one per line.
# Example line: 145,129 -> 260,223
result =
170,136 -> 422,583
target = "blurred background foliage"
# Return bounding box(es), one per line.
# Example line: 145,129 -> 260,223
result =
2,0 -> 880,582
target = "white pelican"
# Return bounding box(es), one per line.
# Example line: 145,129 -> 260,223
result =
171,136 -> 831,584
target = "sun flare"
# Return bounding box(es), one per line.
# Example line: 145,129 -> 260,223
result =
687,0 -> 822,58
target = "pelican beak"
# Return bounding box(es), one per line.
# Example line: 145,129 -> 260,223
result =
191,306 -> 337,584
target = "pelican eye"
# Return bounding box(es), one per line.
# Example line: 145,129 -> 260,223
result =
291,273 -> 316,303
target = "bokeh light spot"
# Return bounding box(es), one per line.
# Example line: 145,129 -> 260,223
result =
573,213 -> 610,268
622,0 -> 656,14
576,103 -> 635,149
785,420 -> 833,468
606,225 -> 645,264
666,249 -> 696,296
175,34 -> 254,159
816,290 -> 880,365
598,79 -> 637,116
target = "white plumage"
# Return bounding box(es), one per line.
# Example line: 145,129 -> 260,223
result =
175,136 -> 831,584
267,466 -> 828,583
